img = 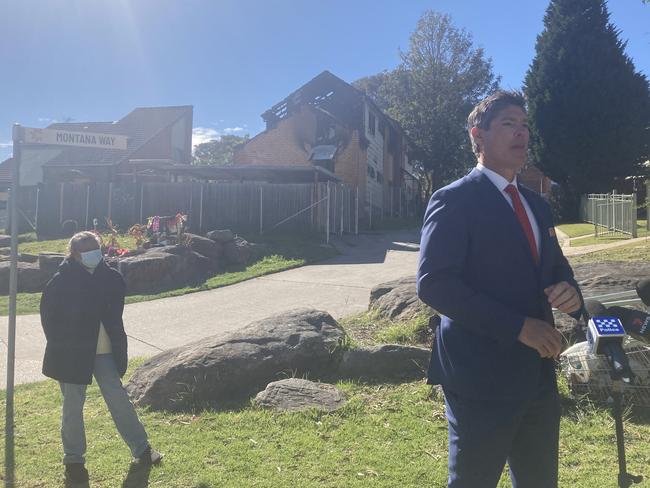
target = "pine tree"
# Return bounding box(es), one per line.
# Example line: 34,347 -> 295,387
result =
525,0 -> 649,218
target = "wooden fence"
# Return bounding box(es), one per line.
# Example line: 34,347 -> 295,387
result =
17,181 -> 362,239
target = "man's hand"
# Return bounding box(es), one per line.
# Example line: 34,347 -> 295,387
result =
544,281 -> 581,314
518,317 -> 563,358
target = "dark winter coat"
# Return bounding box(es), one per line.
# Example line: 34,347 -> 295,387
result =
40,258 -> 128,384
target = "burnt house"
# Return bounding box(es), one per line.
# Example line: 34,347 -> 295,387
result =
18,105 -> 193,185
234,71 -> 422,219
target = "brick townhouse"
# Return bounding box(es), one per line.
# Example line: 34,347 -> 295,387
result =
234,70 -> 423,220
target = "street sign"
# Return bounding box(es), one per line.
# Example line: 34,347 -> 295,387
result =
22,126 -> 128,150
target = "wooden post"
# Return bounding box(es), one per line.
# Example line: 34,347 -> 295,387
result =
107,182 -> 113,223
355,186 -> 359,235
259,186 -> 263,234
369,187 -> 373,230
139,184 -> 144,223
399,187 -> 402,218
326,182 -> 330,244
340,185 -> 344,235
59,182 -> 64,224
333,184 -> 338,236
34,186 -> 40,234
199,183 -> 204,233
85,184 -> 90,230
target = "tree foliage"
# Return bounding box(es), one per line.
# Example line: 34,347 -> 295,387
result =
524,0 -> 650,217
192,134 -> 249,166
355,11 -> 499,194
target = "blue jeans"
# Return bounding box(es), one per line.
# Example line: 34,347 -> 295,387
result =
59,354 -> 149,465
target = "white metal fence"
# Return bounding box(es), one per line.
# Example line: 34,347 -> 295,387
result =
579,193 -> 637,238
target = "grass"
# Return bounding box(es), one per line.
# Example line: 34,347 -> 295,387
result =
1,233 -> 337,316
568,239 -> 650,265
339,311 -> 432,347
1,359 -> 648,487
557,222 -> 596,238
557,220 -> 649,247
18,235 -> 137,255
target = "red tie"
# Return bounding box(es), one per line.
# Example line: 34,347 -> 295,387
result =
504,184 -> 539,263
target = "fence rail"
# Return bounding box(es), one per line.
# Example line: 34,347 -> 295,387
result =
579,193 -> 637,238
10,181 -> 422,240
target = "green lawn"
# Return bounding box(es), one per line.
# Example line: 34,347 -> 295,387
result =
557,222 -> 596,238
568,239 -> 650,265
1,358 -> 648,486
557,220 -> 649,247
1,233 -> 337,316
339,311 -> 431,347
18,235 -> 138,255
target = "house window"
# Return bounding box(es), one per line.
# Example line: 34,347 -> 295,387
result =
367,166 -> 376,179
368,111 -> 376,136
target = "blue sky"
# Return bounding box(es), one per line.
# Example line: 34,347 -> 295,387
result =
1,0 -> 648,162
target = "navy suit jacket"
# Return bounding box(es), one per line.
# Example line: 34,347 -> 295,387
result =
417,168 -> 580,402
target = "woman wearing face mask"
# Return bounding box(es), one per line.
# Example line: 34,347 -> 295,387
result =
40,231 -> 162,484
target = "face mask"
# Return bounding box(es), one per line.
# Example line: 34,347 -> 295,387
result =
80,249 -> 103,269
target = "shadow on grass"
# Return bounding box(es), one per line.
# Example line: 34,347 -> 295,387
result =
121,463 -> 152,488
560,394 -> 650,425
64,480 -> 89,488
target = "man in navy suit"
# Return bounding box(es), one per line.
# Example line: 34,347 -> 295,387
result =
417,91 -> 582,488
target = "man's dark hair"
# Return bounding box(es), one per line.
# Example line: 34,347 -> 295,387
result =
467,90 -> 527,156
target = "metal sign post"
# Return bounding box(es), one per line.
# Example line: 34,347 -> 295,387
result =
5,124 -> 21,487
2,124 -> 127,487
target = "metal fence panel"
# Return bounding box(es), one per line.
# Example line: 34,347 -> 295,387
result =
580,193 -> 637,238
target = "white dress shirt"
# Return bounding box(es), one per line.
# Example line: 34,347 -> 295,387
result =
476,164 -> 541,255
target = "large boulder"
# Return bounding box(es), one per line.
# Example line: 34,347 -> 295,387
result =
18,253 -> 38,264
253,378 -> 346,412
184,233 -> 223,261
338,344 -> 430,382
38,252 -> 66,276
118,247 -> 212,294
126,309 -> 347,411
0,235 -> 10,247
206,229 -> 234,244
369,277 -> 432,320
223,236 -> 252,266
0,261 -> 51,294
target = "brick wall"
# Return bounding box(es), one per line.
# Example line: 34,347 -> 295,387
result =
234,106 -> 316,165
519,164 -> 551,194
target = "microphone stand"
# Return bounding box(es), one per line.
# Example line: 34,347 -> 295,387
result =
580,312 -> 643,487
608,362 -> 643,487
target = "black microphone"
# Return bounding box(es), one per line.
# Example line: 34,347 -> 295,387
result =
635,279 -> 650,308
606,305 -> 650,345
584,299 -> 608,320
584,300 -> 634,382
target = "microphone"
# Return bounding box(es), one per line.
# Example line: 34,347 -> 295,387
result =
584,299 -> 608,320
583,300 -> 634,382
635,279 -> 650,308
606,305 -> 650,345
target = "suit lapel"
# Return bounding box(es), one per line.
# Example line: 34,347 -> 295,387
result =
471,170 -> 540,271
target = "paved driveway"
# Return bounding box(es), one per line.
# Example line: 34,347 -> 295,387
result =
0,230 -> 420,387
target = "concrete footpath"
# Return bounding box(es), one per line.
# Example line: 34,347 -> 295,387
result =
0,230 -> 421,388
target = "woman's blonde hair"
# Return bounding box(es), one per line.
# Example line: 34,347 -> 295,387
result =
67,231 -> 101,256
